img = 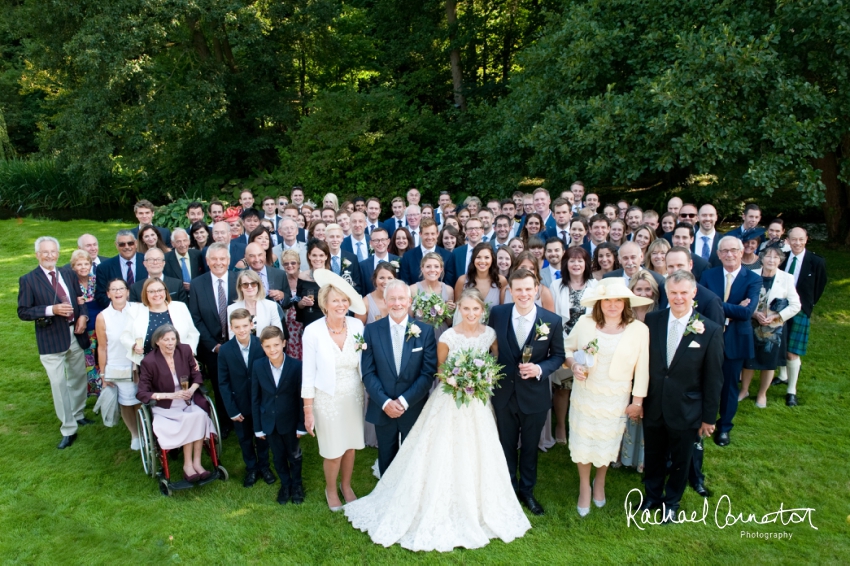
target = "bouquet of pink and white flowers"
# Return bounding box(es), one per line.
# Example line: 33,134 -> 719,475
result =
412,292 -> 454,328
437,348 -> 505,408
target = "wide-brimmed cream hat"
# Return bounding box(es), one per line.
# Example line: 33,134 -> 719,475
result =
580,277 -> 654,308
313,268 -> 367,315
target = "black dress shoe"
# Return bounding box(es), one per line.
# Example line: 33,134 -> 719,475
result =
57,433 -> 77,449
713,431 -> 730,447
76,418 -> 95,426
771,377 -> 786,387
221,427 -> 232,440
661,507 -> 679,525
691,482 -> 710,497
261,469 -> 277,485
519,492 -> 544,516
290,483 -> 305,505
277,485 -> 291,505
243,471 -> 259,488
786,394 -> 798,407
638,499 -> 662,512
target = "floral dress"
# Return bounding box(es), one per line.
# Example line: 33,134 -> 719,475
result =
79,277 -> 102,397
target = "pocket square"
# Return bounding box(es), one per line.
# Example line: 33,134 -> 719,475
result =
688,342 -> 701,348
412,347 -> 423,352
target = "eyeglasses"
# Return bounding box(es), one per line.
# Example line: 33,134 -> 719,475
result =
281,262 -> 298,267
466,226 -> 483,232
144,258 -> 164,264
117,241 -> 135,248
240,282 -> 259,288
108,287 -> 126,292
718,248 -> 740,255
371,238 -> 388,244
147,289 -> 166,295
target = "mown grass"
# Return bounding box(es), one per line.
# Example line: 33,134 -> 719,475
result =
1,218 -> 848,564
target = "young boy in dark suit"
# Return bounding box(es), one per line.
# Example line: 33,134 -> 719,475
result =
252,326 -> 306,505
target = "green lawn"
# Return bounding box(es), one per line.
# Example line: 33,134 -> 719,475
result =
1,218 -> 848,564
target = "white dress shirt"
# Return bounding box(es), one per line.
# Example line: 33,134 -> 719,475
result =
351,236 -> 369,261
785,249 -> 806,286
667,308 -> 693,354
120,256 -> 138,281
384,316 -> 410,410
212,272 -> 229,305
41,265 -> 72,317
511,305 -> 542,379
696,229 -> 717,259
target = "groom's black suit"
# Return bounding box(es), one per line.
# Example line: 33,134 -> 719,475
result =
490,304 -> 565,498
643,308 -> 724,512
361,316 -> 437,475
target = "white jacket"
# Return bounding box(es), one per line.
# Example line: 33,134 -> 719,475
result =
120,301 -> 200,364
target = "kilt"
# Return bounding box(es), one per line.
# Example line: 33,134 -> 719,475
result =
786,312 -> 811,356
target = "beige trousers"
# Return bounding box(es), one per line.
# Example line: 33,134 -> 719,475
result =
39,327 -> 87,436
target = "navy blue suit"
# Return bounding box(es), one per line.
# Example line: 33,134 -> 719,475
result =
330,250 -> 365,296
542,213 -> 557,239
226,241 -> 247,270
219,335 -> 270,473
700,266 -> 761,433
296,228 -> 307,243
251,356 -> 304,486
341,233 -> 371,258
361,317 -> 437,475
692,232 -> 722,267
398,246 -> 453,285
382,217 -> 406,237
489,304 -> 565,495
359,254 -> 399,295
163,249 -> 205,283
447,244 -> 472,288
94,254 -> 148,308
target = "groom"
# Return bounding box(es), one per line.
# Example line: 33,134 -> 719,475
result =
490,268 -> 565,515
361,279 -> 437,475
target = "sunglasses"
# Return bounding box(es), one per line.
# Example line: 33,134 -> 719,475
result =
680,213 -> 697,218
240,282 -> 259,288
117,241 -> 135,248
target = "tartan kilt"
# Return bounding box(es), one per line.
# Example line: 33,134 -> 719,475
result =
786,312 -> 810,356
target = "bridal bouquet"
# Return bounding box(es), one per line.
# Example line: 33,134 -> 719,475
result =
412,292 -> 454,328
437,348 -> 504,408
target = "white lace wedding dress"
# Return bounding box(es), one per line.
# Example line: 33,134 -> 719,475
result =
344,327 -> 531,552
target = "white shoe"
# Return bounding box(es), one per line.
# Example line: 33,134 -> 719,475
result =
130,438 -> 141,451
593,498 -> 606,508
577,505 -> 590,517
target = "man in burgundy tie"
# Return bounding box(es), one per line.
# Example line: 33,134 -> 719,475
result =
18,236 -> 91,449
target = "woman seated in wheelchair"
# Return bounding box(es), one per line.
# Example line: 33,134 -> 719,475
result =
137,324 -> 214,482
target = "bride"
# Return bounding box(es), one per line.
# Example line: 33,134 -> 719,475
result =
344,289 -> 531,552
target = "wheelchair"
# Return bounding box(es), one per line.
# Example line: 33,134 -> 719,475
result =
136,388 -> 229,496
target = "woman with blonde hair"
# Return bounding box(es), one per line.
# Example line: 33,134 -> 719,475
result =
564,278 -> 651,516
645,239 -> 671,277
226,269 -> 283,338
323,193 -> 339,212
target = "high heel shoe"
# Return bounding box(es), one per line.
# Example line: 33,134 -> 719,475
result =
339,483 -> 357,504
577,505 -> 590,517
592,478 -> 606,508
325,489 -> 343,512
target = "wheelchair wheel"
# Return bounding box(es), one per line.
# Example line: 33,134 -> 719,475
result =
136,405 -> 157,478
204,394 -> 223,456
217,465 -> 229,481
158,478 -> 172,497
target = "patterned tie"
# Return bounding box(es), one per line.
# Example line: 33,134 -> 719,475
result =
126,260 -> 135,285
393,324 -> 404,374
560,230 -> 568,246
701,236 -> 710,259
332,256 -> 341,274
49,271 -> 74,322
260,270 -> 269,296
724,272 -> 734,302
667,319 -> 680,367
788,256 -> 797,275
217,278 -> 227,340
515,316 -> 528,349
180,257 -> 191,283
356,241 -> 365,261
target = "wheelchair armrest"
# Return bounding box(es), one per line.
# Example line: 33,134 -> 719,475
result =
147,399 -> 158,409
198,385 -> 209,395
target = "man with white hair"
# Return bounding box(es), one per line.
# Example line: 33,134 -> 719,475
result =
18,236 -> 91,449
699,236 -> 761,446
325,223 -> 364,295
405,205 -> 422,248
129,248 -> 188,303
406,187 -> 421,207
603,241 -> 665,288
211,221 -> 246,270
75,234 -> 108,274
164,228 -> 205,291
272,217 -> 308,267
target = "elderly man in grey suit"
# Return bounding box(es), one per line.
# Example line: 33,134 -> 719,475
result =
272,217 -> 308,267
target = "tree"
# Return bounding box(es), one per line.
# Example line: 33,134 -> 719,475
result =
481,0 -> 850,242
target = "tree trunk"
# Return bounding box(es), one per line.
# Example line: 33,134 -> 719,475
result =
501,0 -> 519,83
446,0 -> 467,110
816,135 -> 850,245
186,15 -> 211,62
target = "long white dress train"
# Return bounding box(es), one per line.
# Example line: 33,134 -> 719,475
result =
344,327 -> 531,552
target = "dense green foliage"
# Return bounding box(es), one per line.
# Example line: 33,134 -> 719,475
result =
1,1 -> 849,239
2,218 -> 849,562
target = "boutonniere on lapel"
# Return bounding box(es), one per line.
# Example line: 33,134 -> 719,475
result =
353,333 -> 367,353
683,313 -> 705,336
534,320 -> 550,341
406,321 -> 421,341
342,258 -> 352,270
389,260 -> 400,270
